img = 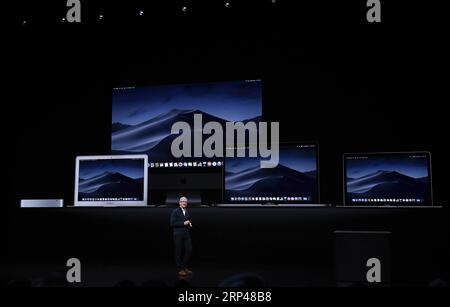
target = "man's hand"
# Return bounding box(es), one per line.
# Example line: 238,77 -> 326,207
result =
184,220 -> 193,227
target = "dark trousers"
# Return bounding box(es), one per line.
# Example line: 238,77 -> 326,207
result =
173,232 -> 192,269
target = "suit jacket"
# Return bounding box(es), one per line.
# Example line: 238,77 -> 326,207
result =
170,207 -> 191,235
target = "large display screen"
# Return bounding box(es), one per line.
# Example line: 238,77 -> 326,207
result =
111,80 -> 262,205
111,80 -> 262,164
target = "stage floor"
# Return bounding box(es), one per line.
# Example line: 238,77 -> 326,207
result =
1,259 -> 333,287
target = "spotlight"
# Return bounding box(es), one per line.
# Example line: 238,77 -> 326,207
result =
182,6 -> 187,12
138,10 -> 144,16
22,20 -> 27,26
61,17 -> 66,22
99,14 -> 104,20
225,2 -> 230,8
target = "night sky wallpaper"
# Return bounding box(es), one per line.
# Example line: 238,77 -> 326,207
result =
78,159 -> 145,200
111,80 -> 262,162
225,145 -> 318,203
345,153 -> 431,205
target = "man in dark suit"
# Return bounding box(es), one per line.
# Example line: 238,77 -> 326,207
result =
170,196 -> 193,277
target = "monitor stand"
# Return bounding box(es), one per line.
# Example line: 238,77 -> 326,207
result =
163,191 -> 207,207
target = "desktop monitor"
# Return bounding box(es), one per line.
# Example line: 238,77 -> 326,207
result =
343,152 -> 433,207
111,80 -> 262,205
224,143 -> 319,205
74,155 -> 148,207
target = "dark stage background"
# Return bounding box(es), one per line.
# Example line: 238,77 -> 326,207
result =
3,1 -> 449,286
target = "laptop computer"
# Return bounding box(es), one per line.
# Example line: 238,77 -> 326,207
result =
218,142 -> 328,207
341,151 -> 434,208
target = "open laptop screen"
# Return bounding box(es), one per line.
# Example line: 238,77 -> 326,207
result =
74,155 -> 148,206
343,152 -> 432,207
224,143 -> 319,205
